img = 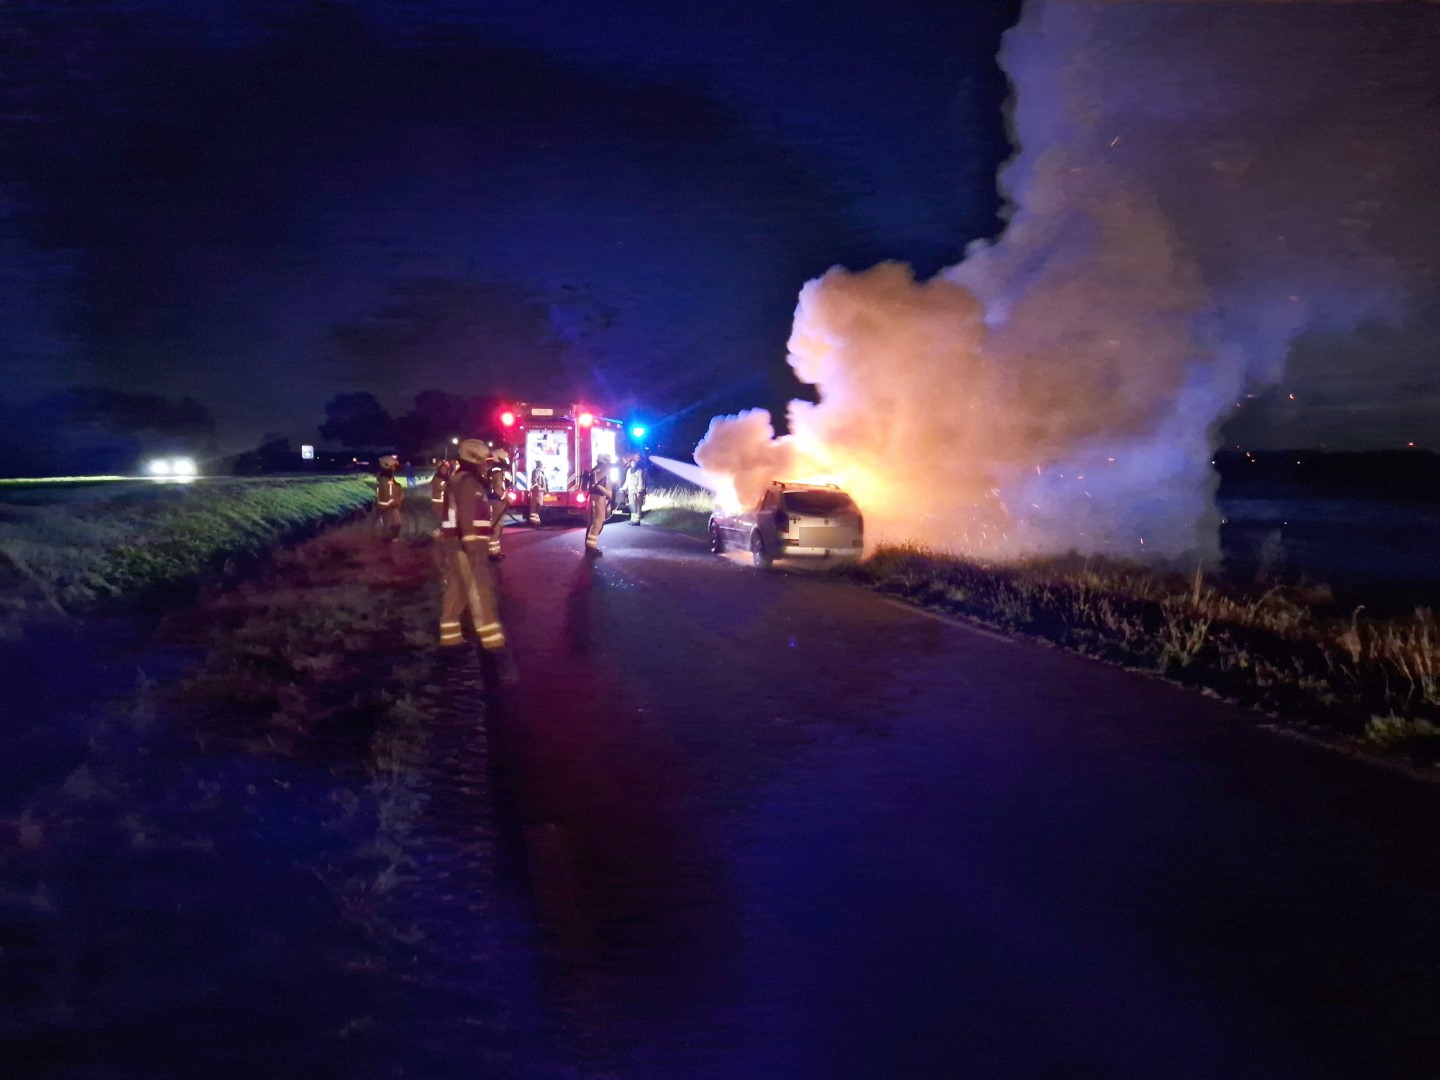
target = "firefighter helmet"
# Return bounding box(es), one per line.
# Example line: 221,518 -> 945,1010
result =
458,439 -> 488,465
492,448 -> 510,464
378,454 -> 399,470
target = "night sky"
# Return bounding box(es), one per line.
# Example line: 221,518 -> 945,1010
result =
2,0 -> 1437,461
2,0 -> 1017,456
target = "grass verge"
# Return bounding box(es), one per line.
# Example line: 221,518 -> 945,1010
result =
835,545 -> 1440,770
1,510 -> 489,1066
640,485 -> 712,539
0,476 -> 373,631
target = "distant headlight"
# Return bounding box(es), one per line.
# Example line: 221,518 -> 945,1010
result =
171,457 -> 197,476
146,459 -> 172,476
609,467 -> 621,482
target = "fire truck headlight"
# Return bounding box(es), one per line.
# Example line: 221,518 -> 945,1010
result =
146,459 -> 171,476
171,457 -> 197,476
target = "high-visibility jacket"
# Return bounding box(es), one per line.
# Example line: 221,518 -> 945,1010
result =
430,466 -> 449,508
585,470 -> 614,503
440,468 -> 492,545
377,473 -> 403,510
482,460 -> 510,501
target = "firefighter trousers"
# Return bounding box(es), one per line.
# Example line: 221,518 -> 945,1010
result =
375,506 -> 402,541
438,539 -> 506,650
528,490 -> 543,525
487,499 -> 506,556
586,496 -> 610,550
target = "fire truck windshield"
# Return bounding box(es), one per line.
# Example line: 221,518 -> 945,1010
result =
590,427 -> 617,468
525,429 -> 569,492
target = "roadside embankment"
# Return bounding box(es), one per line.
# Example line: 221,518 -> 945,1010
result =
0,476 -> 373,633
639,486 -> 712,539
838,546 -> 1440,771
0,506 -> 537,1072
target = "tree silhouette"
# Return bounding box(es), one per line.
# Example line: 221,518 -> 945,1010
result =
319,392 -> 392,447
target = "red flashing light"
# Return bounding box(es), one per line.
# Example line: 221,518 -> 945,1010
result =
576,492 -> 589,505
578,411 -> 594,428
500,410 -> 516,427
507,489 -> 521,503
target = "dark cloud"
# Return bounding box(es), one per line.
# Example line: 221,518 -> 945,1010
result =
4,1 -> 941,452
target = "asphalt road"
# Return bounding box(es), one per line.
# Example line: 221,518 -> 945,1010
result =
469,520 -> 1440,1080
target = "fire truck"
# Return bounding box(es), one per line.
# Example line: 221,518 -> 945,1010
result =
496,403 -> 632,521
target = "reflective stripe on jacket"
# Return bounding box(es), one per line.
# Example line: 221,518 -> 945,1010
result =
440,469 -> 493,542
377,474 -> 403,509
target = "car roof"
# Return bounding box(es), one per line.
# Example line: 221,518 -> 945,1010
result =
769,480 -> 845,491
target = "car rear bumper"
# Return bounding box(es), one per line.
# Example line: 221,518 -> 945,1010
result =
781,545 -> 863,558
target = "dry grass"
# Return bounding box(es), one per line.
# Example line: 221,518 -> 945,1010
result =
644,485 -> 716,514
1,511 -> 460,1047
638,485 -> 714,538
837,544 -> 1440,767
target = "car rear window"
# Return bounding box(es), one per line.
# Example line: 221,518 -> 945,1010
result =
782,491 -> 858,516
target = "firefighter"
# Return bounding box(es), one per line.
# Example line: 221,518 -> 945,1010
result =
585,454 -> 615,556
430,458 -> 453,513
528,459 -> 548,526
624,453 -> 647,525
483,448 -> 511,560
437,439 -> 506,651
375,454 -> 404,541
428,459 -> 453,539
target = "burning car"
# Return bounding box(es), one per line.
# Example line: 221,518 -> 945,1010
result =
708,482 -> 864,567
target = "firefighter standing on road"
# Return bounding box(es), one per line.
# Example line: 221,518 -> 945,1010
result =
585,454 -> 615,556
484,448 -> 511,560
437,440 -> 506,651
528,460 -> 548,526
624,453 -> 647,525
375,455 -> 404,541
430,458 -> 453,518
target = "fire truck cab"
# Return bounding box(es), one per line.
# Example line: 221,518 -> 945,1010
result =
498,403 -> 630,521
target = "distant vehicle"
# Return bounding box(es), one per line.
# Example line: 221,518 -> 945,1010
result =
144,455 -> 198,479
709,482 -> 864,567
497,402 -> 633,522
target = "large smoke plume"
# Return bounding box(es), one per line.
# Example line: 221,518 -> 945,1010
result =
695,0 -> 1440,558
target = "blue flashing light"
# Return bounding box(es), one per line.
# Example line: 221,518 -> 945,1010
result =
630,424 -> 647,440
